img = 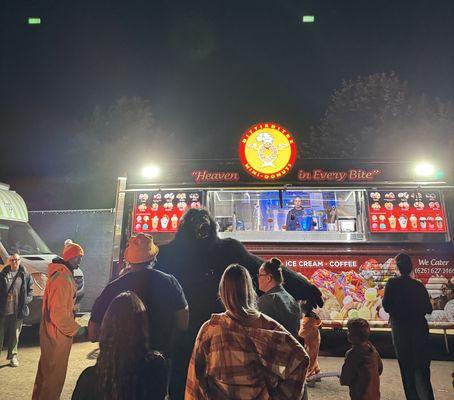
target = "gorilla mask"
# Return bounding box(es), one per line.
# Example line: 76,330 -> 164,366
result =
176,209 -> 217,243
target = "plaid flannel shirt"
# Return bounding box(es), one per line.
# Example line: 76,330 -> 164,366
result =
185,312 -> 309,400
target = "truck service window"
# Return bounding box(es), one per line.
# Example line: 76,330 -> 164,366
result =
207,190 -> 366,243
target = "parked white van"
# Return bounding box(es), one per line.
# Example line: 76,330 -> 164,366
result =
0,182 -> 84,325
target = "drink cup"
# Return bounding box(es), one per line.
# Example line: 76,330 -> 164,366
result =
436,216 -> 443,229
388,215 -> 396,229
171,215 -> 179,229
161,216 -> 169,229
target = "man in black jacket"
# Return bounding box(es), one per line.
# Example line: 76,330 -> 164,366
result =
157,208 -> 323,399
0,253 -> 33,367
383,253 -> 434,400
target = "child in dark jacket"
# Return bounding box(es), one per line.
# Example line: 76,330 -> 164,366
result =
340,318 -> 383,400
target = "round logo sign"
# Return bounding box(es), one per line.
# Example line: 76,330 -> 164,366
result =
239,122 -> 297,180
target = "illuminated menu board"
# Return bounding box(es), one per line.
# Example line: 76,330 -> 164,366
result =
133,191 -> 203,233
368,190 -> 446,233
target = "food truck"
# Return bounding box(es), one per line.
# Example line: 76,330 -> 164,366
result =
111,122 -> 454,329
0,182 -> 85,325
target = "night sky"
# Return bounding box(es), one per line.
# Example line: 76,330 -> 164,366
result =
1,0 -> 453,206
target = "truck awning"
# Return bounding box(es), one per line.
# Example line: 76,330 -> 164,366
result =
0,190 -> 29,222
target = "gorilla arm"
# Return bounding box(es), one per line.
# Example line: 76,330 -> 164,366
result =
224,238 -> 323,307
282,267 -> 324,307
224,238 -> 262,275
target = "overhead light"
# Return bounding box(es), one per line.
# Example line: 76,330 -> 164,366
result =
302,15 -> 315,23
28,18 -> 41,25
142,165 -> 160,179
414,162 -> 435,178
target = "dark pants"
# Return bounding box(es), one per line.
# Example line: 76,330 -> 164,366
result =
0,314 -> 23,360
390,318 -> 434,400
169,342 -> 192,400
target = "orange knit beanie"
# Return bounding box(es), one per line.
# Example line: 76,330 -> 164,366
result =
62,239 -> 84,261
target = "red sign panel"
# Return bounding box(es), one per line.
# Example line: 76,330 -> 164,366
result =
368,190 -> 447,233
133,191 -> 202,233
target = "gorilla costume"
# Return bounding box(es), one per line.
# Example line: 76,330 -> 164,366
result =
157,208 -> 323,399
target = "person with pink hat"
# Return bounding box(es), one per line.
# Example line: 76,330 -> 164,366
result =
33,239 -> 87,400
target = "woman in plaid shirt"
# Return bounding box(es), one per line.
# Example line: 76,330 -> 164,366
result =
185,264 -> 309,400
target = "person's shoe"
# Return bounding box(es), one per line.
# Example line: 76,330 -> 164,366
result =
306,377 -> 316,387
10,356 -> 19,367
306,379 -> 316,388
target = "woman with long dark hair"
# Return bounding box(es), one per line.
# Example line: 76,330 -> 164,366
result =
72,291 -> 167,400
185,264 -> 309,400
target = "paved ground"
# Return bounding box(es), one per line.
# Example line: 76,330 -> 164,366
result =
0,328 -> 453,399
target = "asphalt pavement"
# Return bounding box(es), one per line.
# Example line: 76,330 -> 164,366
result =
0,326 -> 453,399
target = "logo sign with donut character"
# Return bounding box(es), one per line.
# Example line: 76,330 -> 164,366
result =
239,122 -> 297,181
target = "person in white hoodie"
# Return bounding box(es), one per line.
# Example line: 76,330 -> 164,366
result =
185,264 -> 309,400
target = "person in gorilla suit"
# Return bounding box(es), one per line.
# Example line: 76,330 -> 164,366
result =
157,208 -> 323,399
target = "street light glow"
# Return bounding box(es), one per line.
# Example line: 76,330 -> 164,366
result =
142,165 -> 160,179
414,162 -> 435,178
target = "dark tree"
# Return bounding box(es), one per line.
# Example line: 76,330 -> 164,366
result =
303,73 -> 454,170
67,96 -> 177,178
307,72 -> 407,157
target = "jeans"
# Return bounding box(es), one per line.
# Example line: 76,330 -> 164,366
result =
390,318 -> 435,400
0,314 -> 23,359
302,384 -> 308,400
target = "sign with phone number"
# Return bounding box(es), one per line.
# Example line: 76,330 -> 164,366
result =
258,253 -> 454,323
271,254 -> 454,282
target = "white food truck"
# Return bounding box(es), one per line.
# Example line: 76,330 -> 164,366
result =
0,182 -> 84,325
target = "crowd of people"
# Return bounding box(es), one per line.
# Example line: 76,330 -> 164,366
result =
0,208 -> 438,400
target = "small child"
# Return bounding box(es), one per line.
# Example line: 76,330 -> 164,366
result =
299,301 -> 322,379
340,318 -> 383,400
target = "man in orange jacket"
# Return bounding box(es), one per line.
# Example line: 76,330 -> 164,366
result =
32,240 -> 87,400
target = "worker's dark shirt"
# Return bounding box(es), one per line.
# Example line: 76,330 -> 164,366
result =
382,275 -> 432,324
286,208 -> 305,231
258,284 -> 301,339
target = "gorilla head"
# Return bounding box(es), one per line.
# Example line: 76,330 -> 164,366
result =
175,208 -> 218,243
